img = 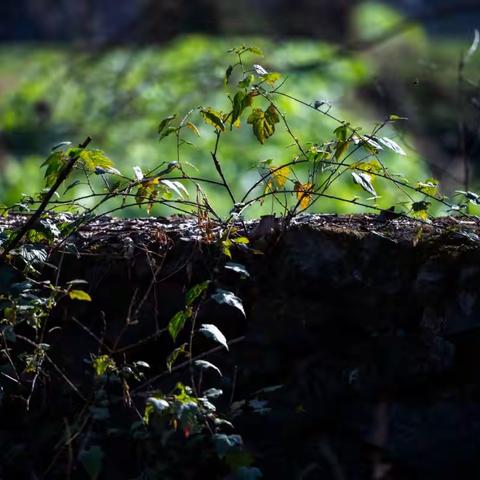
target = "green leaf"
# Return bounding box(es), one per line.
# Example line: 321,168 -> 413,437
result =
79,149 -> 113,171
168,309 -> 191,342
79,445 -> 104,480
389,114 -> 408,122
199,324 -> 229,350
166,343 -> 188,372
334,141 -> 350,160
245,46 -> 263,56
238,74 -> 254,89
92,354 -> 116,376
351,171 -> 377,197
212,289 -> 246,317
225,65 -> 234,84
416,178 -> 439,197
158,114 -> 176,136
200,108 -> 225,131
68,289 -> 92,301
186,281 -> 209,306
333,123 -> 349,142
263,72 -> 281,86
231,91 -> 247,127
42,151 -> 66,187
194,359 -> 222,376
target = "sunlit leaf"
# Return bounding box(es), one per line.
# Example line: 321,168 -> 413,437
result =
199,323 -> 229,350
200,108 -> 225,131
224,262 -> 250,278
294,182 -> 314,209
351,171 -> 377,196
133,166 -> 144,181
263,72 -> 281,86
253,64 -> 268,75
211,288 -> 246,317
245,46 -> 263,56
194,359 -> 222,376
79,149 -> 113,171
161,179 -> 189,199
92,355 -> 115,376
378,137 -> 406,155
68,289 -> 92,302
416,178 -> 439,197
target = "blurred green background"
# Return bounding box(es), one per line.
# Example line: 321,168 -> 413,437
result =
1,1 -> 479,217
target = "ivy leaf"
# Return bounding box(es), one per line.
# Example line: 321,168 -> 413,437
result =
200,108 -> 225,131
378,137 -> 406,155
168,309 -> 191,342
211,289 -> 246,317
199,324 -> 229,350
68,289 -> 92,302
79,445 -> 104,480
194,359 -> 222,376
351,171 -> 377,197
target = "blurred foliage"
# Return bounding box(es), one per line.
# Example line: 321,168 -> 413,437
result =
0,33 -> 433,217
1,1 -> 479,217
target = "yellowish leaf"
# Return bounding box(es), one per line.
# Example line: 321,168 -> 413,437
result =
295,182 -> 314,209
68,289 -> 92,302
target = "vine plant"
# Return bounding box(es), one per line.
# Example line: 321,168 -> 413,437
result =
0,46 -> 478,479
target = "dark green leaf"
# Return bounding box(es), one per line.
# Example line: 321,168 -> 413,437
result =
186,281 -> 209,306
168,310 -> 191,342
79,446 -> 104,480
